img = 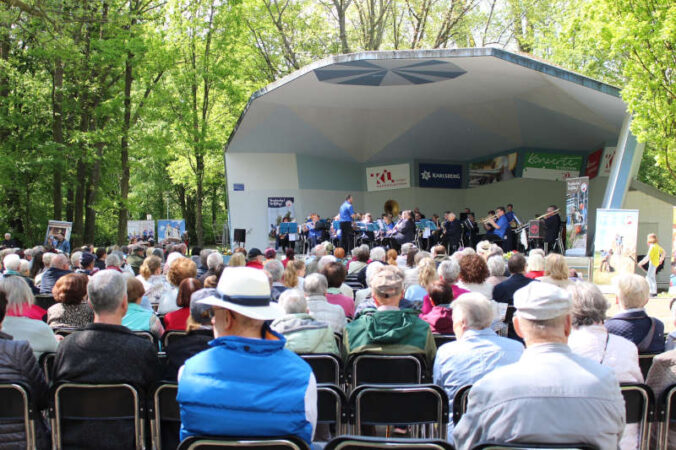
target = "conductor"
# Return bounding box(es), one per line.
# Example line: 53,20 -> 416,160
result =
339,195 -> 356,251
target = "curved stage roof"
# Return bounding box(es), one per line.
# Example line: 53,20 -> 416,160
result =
225,48 -> 627,164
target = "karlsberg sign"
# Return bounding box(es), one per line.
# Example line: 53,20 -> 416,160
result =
418,163 -> 462,189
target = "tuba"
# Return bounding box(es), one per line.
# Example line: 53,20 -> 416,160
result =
384,199 -> 400,218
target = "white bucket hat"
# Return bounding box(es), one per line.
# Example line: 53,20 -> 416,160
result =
197,267 -> 283,321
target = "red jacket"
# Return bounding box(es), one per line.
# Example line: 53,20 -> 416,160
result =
246,261 -> 264,270
419,306 -> 453,334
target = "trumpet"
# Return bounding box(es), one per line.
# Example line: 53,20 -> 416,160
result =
478,213 -> 499,225
515,209 -> 560,232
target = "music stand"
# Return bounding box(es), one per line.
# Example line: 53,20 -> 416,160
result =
234,228 -> 246,247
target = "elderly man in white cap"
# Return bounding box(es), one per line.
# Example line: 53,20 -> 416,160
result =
453,282 -> 625,450
176,267 -> 317,445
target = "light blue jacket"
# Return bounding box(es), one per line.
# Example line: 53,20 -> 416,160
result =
177,327 -> 316,444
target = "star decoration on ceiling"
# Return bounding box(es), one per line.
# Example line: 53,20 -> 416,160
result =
314,59 -> 466,86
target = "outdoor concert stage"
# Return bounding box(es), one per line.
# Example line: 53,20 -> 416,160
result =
223,48 -> 675,287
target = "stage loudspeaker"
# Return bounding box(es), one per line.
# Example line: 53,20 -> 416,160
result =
234,228 -> 246,243
528,220 -> 545,240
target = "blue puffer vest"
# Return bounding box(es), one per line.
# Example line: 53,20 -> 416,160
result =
177,327 -> 314,444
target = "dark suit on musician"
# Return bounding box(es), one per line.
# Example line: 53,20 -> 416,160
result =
442,220 -> 462,251
390,219 -> 415,250
544,214 -> 562,251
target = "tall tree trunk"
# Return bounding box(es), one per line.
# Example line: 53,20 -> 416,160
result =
66,187 -> 74,222
0,7 -> 10,143
51,58 -> 64,220
72,157 -> 86,246
84,139 -> 104,244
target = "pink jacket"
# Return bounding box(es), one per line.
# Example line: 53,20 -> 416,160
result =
419,306 -> 453,334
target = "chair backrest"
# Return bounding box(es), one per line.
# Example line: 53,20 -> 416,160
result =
452,384 -> 472,425
433,334 -> 456,348
656,383 -> 676,450
471,444 -> 598,449
347,354 -> 423,387
39,351 -> 56,384
349,384 -> 449,439
317,384 -> 347,434
34,294 -> 56,311
324,435 -> 455,449
151,383 -> 180,450
300,354 -> 342,385
344,273 -> 365,291
177,435 -> 310,449
638,353 -> 658,380
163,330 -> 189,349
620,383 -> 654,450
0,382 -> 35,449
51,383 -> 144,450
334,333 -> 342,352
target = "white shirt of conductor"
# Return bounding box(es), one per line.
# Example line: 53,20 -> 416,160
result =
453,282 -> 626,450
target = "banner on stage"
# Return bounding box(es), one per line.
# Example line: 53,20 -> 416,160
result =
418,163 -> 462,189
366,164 -> 410,191
522,152 -> 583,181
127,220 -> 155,241
44,220 -> 73,245
267,197 -> 295,242
468,152 -> 517,187
158,220 -> 185,242
565,177 -> 589,257
593,209 -> 639,288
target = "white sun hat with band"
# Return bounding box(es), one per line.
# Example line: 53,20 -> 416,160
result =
197,267 -> 283,321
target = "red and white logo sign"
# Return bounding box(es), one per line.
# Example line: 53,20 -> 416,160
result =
366,164 -> 410,191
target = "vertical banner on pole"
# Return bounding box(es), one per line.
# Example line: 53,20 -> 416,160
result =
593,209 -> 639,289
565,177 -> 589,256
267,197 -> 295,243
670,207 -> 676,294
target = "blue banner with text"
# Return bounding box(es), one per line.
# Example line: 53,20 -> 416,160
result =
418,163 -> 462,188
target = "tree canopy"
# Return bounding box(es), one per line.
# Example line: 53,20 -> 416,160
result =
0,0 -> 674,246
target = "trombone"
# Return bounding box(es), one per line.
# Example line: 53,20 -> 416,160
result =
515,209 -> 560,232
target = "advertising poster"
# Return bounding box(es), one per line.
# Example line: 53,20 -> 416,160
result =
585,149 -> 603,179
565,177 -> 589,256
522,152 -> 583,181
366,163 -> 410,191
157,220 -> 185,242
600,147 -> 617,177
593,209 -> 639,288
44,220 -> 73,246
127,220 -> 155,241
267,197 -> 295,242
468,152 -> 517,187
418,163 -> 462,189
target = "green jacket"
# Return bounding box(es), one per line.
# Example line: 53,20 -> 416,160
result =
127,254 -> 144,275
343,308 -> 436,366
270,313 -> 339,355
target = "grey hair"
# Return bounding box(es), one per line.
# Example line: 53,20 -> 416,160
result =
615,273 -> 649,309
487,255 -> 506,277
452,293 -> 494,330
87,270 -> 127,314
151,248 -> 164,260
200,249 -> 214,267
527,253 -> 545,271
351,247 -> 360,257
105,253 -> 121,268
370,247 -> 386,262
51,254 -> 69,270
3,253 -> 20,271
206,252 -> 222,269
568,282 -> 609,327
70,251 -> 82,269
438,259 -> 461,283
401,243 -> 414,256
365,262 -> 382,287
0,276 -> 34,311
304,273 -> 328,297
19,259 -> 30,275
314,245 -> 327,257
264,260 -> 284,282
317,255 -> 337,273
278,289 -> 307,314
42,252 -> 55,268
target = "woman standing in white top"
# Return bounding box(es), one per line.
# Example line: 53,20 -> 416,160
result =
567,281 -> 642,450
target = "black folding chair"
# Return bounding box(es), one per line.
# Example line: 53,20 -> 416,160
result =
472,444 -> 597,449
163,330 -> 189,349
638,353 -> 658,380
150,383 -> 180,450
300,354 -> 343,385
334,333 -> 342,351
433,334 -> 456,348
38,351 -> 56,384
0,382 -> 36,448
177,435 -> 310,449
348,384 -> 449,439
34,294 -> 56,312
347,354 -> 424,388
621,383 -> 654,450
324,435 -> 455,449
452,384 -> 472,425
134,330 -> 159,350
656,383 -> 676,450
50,383 -> 145,450
317,384 -> 347,435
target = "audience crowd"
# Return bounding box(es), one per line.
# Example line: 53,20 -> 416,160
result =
0,236 -> 674,449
